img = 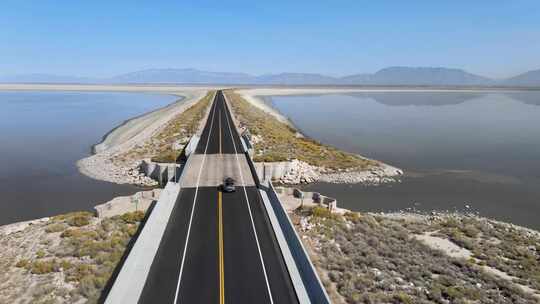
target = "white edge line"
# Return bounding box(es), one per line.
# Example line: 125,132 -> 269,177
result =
223,94 -> 275,304
173,92 -> 217,304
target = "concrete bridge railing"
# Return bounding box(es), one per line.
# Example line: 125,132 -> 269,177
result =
263,181 -> 331,304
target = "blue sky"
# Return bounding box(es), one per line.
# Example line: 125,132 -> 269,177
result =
1,1 -> 539,78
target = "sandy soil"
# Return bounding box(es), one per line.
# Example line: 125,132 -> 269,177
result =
414,231 -> 473,259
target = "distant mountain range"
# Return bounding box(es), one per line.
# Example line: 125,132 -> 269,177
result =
1,67 -> 540,87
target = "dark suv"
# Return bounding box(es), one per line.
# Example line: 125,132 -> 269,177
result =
222,177 -> 236,193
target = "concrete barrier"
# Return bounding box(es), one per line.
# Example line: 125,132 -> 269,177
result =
94,189 -> 161,218
104,182 -> 181,304
274,187 -> 338,212
139,160 -> 182,185
184,134 -> 199,157
259,189 -> 310,304
245,152 -> 261,188
264,181 -> 331,304
254,161 -> 294,181
138,134 -> 202,185
241,134 -> 253,156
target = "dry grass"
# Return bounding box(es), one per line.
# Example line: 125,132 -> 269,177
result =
225,90 -> 376,170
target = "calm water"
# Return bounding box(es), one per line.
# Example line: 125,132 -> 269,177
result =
0,91 -> 177,225
269,91 -> 540,230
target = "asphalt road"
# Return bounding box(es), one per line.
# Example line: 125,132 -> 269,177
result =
139,91 -> 298,304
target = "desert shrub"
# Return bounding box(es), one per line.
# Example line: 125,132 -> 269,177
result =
45,223 -> 67,233
66,263 -> 94,282
120,211 -> 145,224
462,224 -> 480,238
393,292 -> 413,304
31,284 -> 55,302
67,212 -> 92,227
442,217 -> 460,228
31,260 -> 58,274
15,258 -> 30,269
442,286 -> 464,301
150,150 -> 178,163
61,228 -> 97,240
124,225 -> 138,237
311,206 -> 333,218
344,211 -> 360,222
60,259 -> 73,270
79,275 -> 99,299
448,229 -> 475,250
36,250 -> 46,258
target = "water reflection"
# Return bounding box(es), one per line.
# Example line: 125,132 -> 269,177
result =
503,91 -> 540,105
0,91 -> 177,225
347,92 -> 484,106
270,91 -> 540,230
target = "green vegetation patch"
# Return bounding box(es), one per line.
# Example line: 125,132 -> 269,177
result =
225,90 -> 376,170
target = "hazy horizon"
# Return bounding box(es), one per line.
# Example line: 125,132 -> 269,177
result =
1,1 -> 539,78
2,65 -> 540,80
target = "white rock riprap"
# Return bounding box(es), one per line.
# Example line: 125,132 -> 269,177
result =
279,159 -> 320,184
318,163 -> 403,184
78,154 -> 157,187
265,158 -> 403,185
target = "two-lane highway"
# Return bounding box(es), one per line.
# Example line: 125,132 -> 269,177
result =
138,91 -> 299,304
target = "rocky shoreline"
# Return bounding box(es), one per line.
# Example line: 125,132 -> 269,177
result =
262,158 -> 403,185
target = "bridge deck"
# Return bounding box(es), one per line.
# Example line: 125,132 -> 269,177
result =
138,91 -> 298,304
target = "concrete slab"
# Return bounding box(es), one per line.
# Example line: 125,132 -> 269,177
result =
180,154 -> 255,187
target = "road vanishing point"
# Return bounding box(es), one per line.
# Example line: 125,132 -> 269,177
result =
138,91 -> 299,304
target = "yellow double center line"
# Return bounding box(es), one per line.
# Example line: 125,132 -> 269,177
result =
218,191 -> 224,304
218,108 -> 225,304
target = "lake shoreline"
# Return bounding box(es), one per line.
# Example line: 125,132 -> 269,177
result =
89,95 -> 185,155
77,89 -> 208,185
